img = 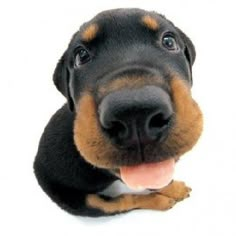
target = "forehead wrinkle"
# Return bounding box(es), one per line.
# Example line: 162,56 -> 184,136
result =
81,23 -> 99,42
141,15 -> 159,31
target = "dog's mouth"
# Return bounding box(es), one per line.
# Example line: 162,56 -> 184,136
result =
112,156 -> 179,190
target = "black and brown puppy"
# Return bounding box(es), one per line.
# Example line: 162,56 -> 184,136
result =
34,8 -> 203,217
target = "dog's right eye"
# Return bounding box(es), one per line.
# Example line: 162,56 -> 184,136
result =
74,47 -> 90,67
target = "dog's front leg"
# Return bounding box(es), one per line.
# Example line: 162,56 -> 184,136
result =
86,192 -> 176,215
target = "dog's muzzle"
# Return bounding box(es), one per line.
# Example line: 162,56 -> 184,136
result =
98,85 -> 173,148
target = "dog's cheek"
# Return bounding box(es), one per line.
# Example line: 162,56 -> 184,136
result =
162,76 -> 203,155
73,93 -> 120,168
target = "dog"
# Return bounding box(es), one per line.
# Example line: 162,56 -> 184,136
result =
34,8 -> 203,217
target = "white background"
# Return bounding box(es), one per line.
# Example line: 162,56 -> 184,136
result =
1,0 -> 236,235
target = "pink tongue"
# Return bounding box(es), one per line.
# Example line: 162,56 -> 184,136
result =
120,159 -> 175,190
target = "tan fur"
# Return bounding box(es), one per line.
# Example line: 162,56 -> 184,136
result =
159,76 -> 203,155
81,24 -> 99,42
87,192 -> 176,213
160,181 -> 192,201
74,93 -> 120,168
141,15 -> 159,31
98,76 -> 164,98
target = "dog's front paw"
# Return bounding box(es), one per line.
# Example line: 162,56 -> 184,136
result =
159,181 -> 192,201
143,193 -> 176,211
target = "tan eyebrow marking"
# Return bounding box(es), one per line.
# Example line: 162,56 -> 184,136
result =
141,15 -> 159,31
81,24 -> 99,42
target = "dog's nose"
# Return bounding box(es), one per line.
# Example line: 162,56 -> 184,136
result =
99,86 -> 173,147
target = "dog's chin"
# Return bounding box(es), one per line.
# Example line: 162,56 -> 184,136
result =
109,156 -> 180,190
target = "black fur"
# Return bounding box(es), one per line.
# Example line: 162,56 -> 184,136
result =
34,105 -> 117,216
34,8 -> 196,217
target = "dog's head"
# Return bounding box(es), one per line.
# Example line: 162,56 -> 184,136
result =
53,9 -> 203,188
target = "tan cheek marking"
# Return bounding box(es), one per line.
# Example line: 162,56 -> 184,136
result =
81,24 -> 99,42
162,76 -> 203,154
86,192 -> 175,214
73,93 -> 119,168
142,15 -> 159,31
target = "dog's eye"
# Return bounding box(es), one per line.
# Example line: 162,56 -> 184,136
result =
162,34 -> 178,51
74,47 -> 90,67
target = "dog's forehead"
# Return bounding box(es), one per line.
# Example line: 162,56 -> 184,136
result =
71,9 -> 174,45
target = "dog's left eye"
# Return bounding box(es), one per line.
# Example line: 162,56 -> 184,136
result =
162,34 -> 178,51
74,47 -> 90,67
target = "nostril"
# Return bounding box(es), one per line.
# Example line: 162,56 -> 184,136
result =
148,112 -> 172,133
105,121 -> 129,140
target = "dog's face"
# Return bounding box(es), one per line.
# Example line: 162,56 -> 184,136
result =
54,9 -> 203,171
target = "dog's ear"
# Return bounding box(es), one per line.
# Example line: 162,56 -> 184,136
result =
176,27 -> 196,66
53,52 -> 74,111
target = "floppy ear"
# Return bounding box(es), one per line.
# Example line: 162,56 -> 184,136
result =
176,27 -> 196,66
53,53 -> 74,111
